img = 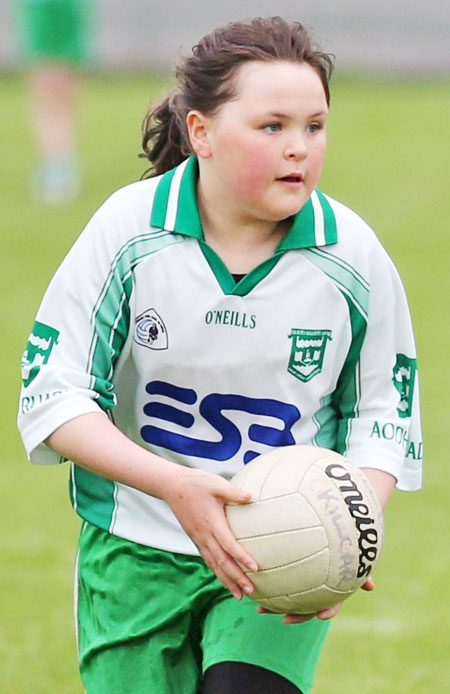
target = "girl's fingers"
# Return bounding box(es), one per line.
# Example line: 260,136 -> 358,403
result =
170,471 -> 258,593
316,602 -> 342,620
194,486 -> 258,574
202,538 -> 254,599
197,471 -> 251,506
214,524 -> 259,574
201,545 -> 244,600
225,486 -> 253,504
361,576 -> 375,591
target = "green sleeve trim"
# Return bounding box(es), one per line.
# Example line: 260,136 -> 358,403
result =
87,231 -> 184,409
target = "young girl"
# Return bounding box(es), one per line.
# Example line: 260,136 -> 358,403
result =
18,16 -> 422,694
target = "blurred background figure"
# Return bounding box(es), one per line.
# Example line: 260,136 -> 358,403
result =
15,0 -> 94,203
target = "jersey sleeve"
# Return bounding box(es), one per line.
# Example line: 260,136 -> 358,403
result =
17,192 -> 134,465
335,242 -> 423,491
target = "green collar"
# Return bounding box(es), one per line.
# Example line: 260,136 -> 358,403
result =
150,156 -> 338,248
150,156 -> 338,295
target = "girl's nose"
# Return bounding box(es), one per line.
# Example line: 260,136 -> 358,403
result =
284,132 -> 308,160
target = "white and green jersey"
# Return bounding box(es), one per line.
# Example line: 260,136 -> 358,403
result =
18,156 -> 423,554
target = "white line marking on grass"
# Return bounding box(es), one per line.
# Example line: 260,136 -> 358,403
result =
333,616 -> 403,635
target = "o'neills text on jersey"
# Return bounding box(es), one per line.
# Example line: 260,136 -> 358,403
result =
205,310 -> 256,329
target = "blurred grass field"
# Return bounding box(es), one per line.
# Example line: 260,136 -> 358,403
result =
1,71 -> 449,693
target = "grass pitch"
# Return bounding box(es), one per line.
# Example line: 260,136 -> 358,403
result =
1,71 -> 449,693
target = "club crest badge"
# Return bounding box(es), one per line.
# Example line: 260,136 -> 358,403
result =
21,321 -> 60,387
287,329 -> 332,382
392,353 -> 416,418
134,308 -> 168,350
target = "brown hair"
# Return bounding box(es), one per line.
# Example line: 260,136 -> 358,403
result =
141,17 -> 334,177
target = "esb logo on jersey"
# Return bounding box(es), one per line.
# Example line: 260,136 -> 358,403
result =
140,380 -> 301,464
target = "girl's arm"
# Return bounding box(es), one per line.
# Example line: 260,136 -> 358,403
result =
46,412 -> 258,599
360,467 -> 396,511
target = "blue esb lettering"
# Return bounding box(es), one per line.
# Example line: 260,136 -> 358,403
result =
140,380 -> 301,464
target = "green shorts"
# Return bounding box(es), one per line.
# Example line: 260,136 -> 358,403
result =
16,0 -> 93,64
76,522 -> 330,694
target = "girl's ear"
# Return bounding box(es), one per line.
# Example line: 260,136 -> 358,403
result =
186,110 -> 212,159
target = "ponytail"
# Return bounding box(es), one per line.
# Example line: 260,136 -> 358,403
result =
141,93 -> 192,177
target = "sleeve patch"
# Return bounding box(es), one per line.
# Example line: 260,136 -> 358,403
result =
392,354 -> 417,419
21,321 -> 60,387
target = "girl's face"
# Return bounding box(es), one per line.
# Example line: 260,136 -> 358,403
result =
192,60 -> 329,227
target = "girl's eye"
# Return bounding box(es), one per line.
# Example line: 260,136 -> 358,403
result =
263,123 -> 281,133
307,122 -> 322,134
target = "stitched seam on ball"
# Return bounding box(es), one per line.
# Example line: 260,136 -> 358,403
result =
238,525 -> 324,541
257,457 -> 287,501
281,584 -> 354,598
249,547 -> 328,573
247,490 -> 313,502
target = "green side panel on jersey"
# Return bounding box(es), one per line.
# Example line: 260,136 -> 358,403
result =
334,299 -> 366,454
110,275 -> 132,367
312,394 -> 339,449
301,248 -> 368,455
70,464 -> 116,530
87,232 -> 184,409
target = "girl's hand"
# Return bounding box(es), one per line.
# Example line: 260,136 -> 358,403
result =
164,467 -> 259,600
257,576 -> 375,624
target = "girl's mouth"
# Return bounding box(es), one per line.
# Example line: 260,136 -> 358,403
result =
277,174 -> 304,185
